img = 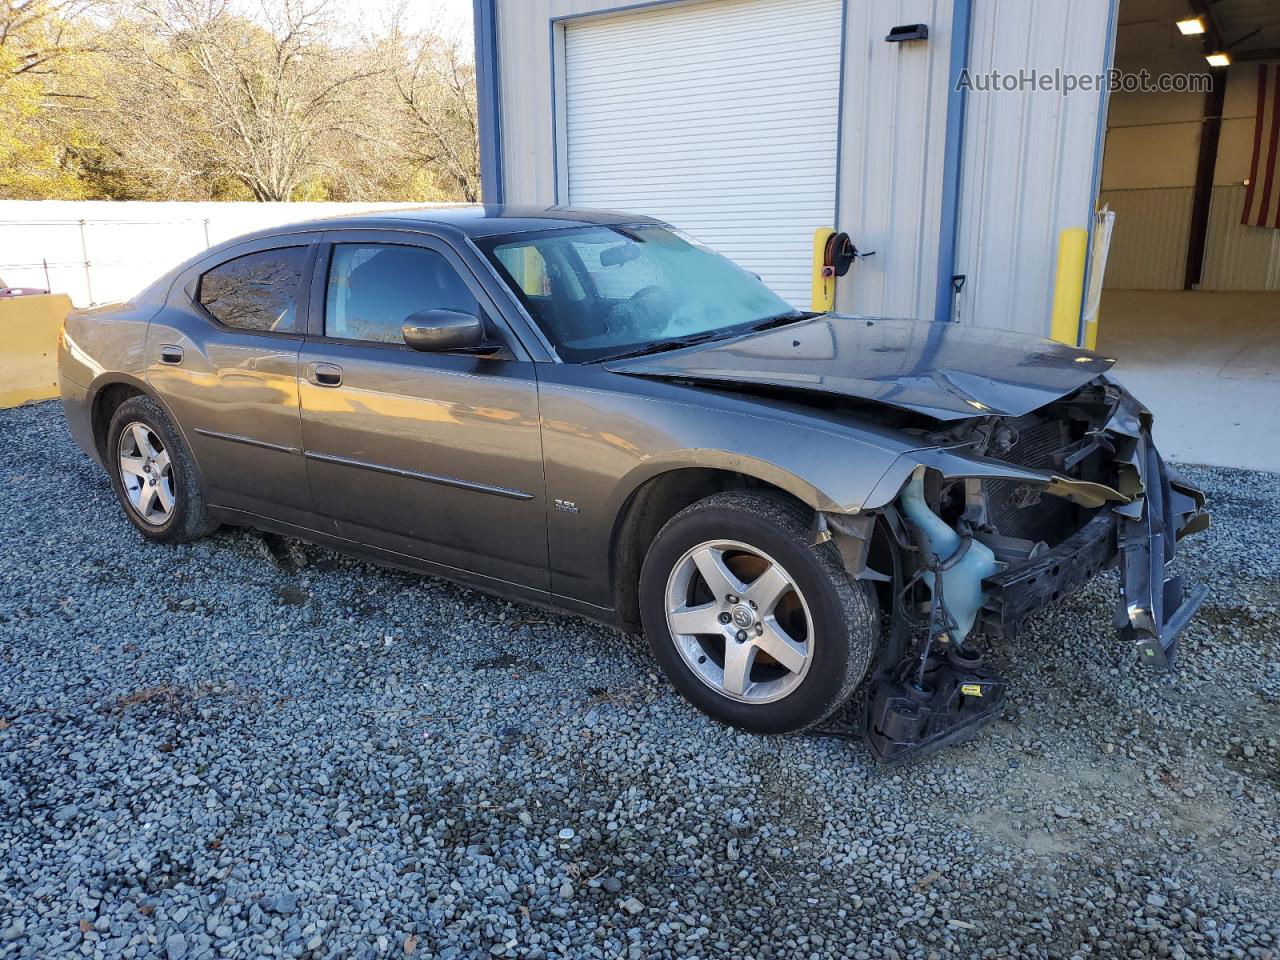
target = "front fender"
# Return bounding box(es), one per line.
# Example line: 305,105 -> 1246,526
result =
862,445 -> 1133,512
537,369 -> 917,608
608,439 -> 907,518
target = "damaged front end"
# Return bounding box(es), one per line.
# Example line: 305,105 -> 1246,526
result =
820,376 -> 1210,764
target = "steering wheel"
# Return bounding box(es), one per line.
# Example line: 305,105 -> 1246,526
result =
617,284 -> 676,338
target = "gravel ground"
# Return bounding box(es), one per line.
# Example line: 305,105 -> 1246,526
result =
0,399 -> 1277,960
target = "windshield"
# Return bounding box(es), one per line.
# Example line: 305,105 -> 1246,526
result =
478,224 -> 801,362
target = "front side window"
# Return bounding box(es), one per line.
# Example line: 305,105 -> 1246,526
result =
324,243 -> 480,344
478,224 -> 799,362
198,247 -> 307,333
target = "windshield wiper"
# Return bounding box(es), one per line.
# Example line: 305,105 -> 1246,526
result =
748,312 -> 806,332
594,313 -> 806,363
594,330 -> 728,363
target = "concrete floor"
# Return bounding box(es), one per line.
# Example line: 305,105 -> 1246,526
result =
1096,289 -> 1280,472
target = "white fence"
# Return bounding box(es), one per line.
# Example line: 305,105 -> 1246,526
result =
0,200 -> 438,307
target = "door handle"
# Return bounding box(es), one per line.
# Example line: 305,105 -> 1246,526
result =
159,344 -> 184,365
307,362 -> 343,387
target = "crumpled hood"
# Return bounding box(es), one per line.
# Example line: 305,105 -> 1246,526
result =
604,315 -> 1117,421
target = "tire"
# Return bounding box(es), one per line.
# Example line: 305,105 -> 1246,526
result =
639,490 -> 879,734
106,395 -> 217,543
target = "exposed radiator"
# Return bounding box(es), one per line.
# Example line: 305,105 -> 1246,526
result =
983,416 -> 1071,543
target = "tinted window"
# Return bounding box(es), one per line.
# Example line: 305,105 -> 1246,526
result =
325,244 -> 480,344
198,247 -> 307,333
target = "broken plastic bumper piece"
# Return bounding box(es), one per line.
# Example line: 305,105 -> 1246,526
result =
1115,436 -> 1209,669
864,646 -> 1008,765
975,428 -> 1208,669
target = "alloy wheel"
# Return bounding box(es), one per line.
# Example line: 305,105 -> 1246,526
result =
117,421 -> 175,526
664,539 -> 814,704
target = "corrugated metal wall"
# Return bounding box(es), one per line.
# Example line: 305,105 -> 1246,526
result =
954,0 -> 1116,336
835,0 -> 953,320
494,0 -> 1120,332
1096,188 -> 1192,290
1098,62 -> 1277,292
1201,185 -> 1280,291
495,0 -> 628,205
497,0 -> 962,316
497,0 -> 961,318
1096,186 -> 1280,291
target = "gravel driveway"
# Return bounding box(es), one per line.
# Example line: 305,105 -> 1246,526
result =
1,400 -> 1277,960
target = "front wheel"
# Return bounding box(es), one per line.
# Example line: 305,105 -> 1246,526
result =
639,491 -> 879,734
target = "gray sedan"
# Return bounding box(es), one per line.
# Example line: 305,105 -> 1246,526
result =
58,206 -> 1208,762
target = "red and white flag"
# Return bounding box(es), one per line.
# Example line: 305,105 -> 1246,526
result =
1242,63 -> 1280,229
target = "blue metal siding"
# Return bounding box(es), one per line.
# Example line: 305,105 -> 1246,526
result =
473,0 -> 504,204
933,0 -> 972,322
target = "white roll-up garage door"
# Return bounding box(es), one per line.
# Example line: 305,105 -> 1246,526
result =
563,0 -> 842,307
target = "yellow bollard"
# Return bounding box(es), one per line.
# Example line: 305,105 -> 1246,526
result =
812,227 -> 835,313
0,293 -> 72,408
1049,227 -> 1088,346
522,245 -> 544,294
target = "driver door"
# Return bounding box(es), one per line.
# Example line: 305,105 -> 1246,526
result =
297,229 -> 549,591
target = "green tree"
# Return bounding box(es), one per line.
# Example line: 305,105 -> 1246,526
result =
0,0 -> 100,197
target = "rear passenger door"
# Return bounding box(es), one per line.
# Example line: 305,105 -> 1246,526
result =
147,237 -> 316,527
297,229 -> 549,591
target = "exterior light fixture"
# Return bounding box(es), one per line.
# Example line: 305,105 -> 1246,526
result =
1175,16 -> 1205,35
1205,51 -> 1231,67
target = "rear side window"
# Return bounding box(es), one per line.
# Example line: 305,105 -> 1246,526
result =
324,243 -> 480,344
198,247 -> 307,333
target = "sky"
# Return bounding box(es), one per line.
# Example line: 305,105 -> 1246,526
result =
225,0 -> 476,49
335,0 -> 475,44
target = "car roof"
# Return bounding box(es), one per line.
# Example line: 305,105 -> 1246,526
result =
266,204 -> 665,240
141,205 -> 669,308
348,204 -> 663,237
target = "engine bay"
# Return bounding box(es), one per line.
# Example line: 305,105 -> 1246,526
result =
820,377 -> 1211,763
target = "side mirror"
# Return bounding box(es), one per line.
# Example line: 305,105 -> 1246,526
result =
402,309 -> 485,353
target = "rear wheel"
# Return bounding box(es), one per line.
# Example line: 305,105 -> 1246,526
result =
107,395 -> 216,543
639,491 -> 879,734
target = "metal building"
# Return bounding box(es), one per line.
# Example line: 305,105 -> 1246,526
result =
472,0 -> 1117,340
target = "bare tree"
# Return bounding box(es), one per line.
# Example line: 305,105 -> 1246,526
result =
386,7 -> 480,203
109,0 -> 383,201
1,0 -> 484,202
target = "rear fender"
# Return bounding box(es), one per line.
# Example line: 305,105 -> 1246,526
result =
78,373 -> 203,487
